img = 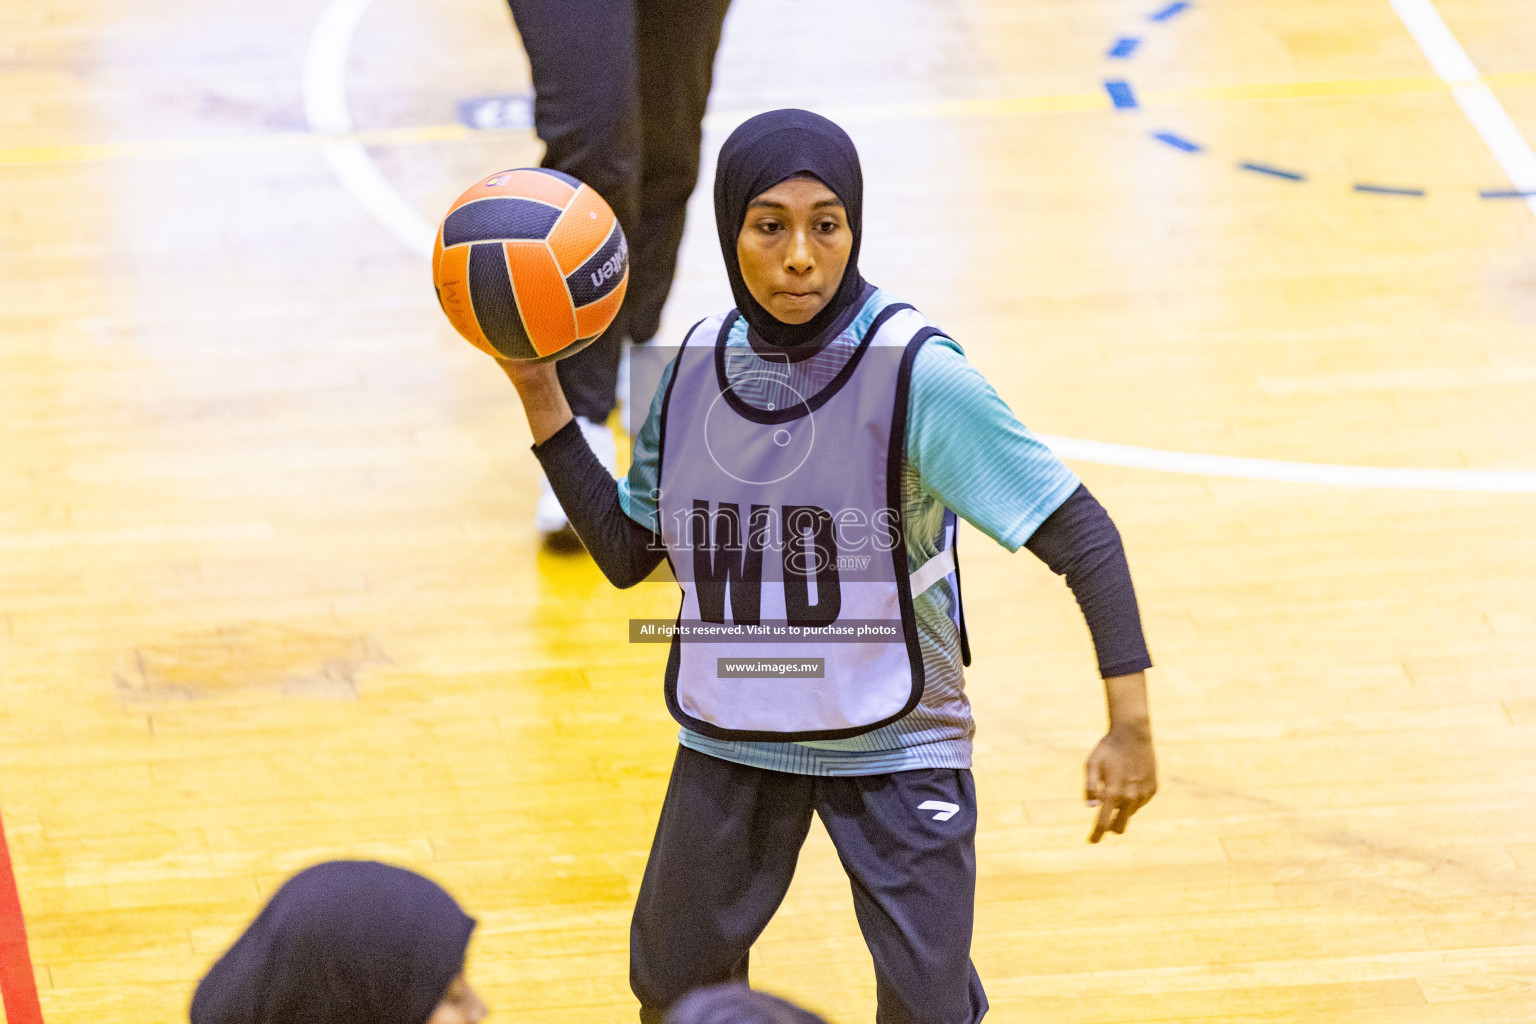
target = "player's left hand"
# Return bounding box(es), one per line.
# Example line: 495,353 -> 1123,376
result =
1084,725 -> 1157,843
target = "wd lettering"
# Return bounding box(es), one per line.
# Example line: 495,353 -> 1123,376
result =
690,500 -> 768,625
782,506 -> 841,627
687,500 -> 844,627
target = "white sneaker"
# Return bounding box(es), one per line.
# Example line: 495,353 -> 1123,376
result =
537,415 -> 617,550
535,472 -> 570,536
578,414 -> 618,476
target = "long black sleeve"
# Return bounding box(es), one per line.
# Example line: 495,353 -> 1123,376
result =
530,419 -> 666,588
1024,484 -> 1153,678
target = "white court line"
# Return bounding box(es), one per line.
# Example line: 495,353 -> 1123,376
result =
303,0 -> 436,256
1036,435 -> 1536,493
1389,0 -> 1536,216
302,0 -> 1536,494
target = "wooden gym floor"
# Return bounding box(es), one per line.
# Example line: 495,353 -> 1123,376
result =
3,0 -> 1536,1020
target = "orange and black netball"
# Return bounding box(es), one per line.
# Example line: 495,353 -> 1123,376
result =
432,168 -> 629,362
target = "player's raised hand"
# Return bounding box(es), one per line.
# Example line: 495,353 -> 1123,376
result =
1085,671 -> 1157,843
496,358 -> 572,445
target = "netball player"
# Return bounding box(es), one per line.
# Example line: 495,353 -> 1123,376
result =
498,109 -> 1157,1024
505,0 -> 732,548
190,860 -> 487,1024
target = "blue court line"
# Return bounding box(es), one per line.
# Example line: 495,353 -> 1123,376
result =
1353,183 -> 1426,196
1103,8 -> 1524,204
1240,161 -> 1306,181
1153,131 -> 1202,152
1105,81 -> 1139,109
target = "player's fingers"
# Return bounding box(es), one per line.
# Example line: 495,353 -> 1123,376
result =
1116,790 -> 1154,834
1097,785 -> 1149,839
1089,782 -> 1125,842
1115,775 -> 1154,816
1089,796 -> 1116,843
1085,754 -> 1106,806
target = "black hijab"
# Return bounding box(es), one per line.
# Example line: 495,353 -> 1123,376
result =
190,860 -> 476,1024
666,983 -> 830,1024
713,109 -> 867,348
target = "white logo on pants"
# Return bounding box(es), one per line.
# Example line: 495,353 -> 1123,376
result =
918,800 -> 959,822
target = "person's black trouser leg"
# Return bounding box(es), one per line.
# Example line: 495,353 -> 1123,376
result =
629,0 -> 732,346
505,0 -> 731,419
506,0 -> 638,421
630,746 -> 813,1024
818,770 -> 988,1024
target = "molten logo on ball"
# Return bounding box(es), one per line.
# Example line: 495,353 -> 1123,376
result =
431,168 -> 629,363
589,242 -> 628,290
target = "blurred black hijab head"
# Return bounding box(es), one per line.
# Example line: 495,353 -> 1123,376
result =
667,983 -> 830,1024
190,860 -> 476,1024
714,108 -> 867,346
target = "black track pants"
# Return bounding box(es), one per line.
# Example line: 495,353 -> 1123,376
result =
631,745 -> 988,1024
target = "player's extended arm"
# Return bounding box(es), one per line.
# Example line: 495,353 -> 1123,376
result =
1024,486 -> 1157,842
498,360 -> 666,587
900,339 -> 1157,841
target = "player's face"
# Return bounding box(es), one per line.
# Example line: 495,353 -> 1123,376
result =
425,973 -> 488,1023
736,176 -> 852,324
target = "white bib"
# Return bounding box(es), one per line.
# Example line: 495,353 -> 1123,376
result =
656,301 -> 947,740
